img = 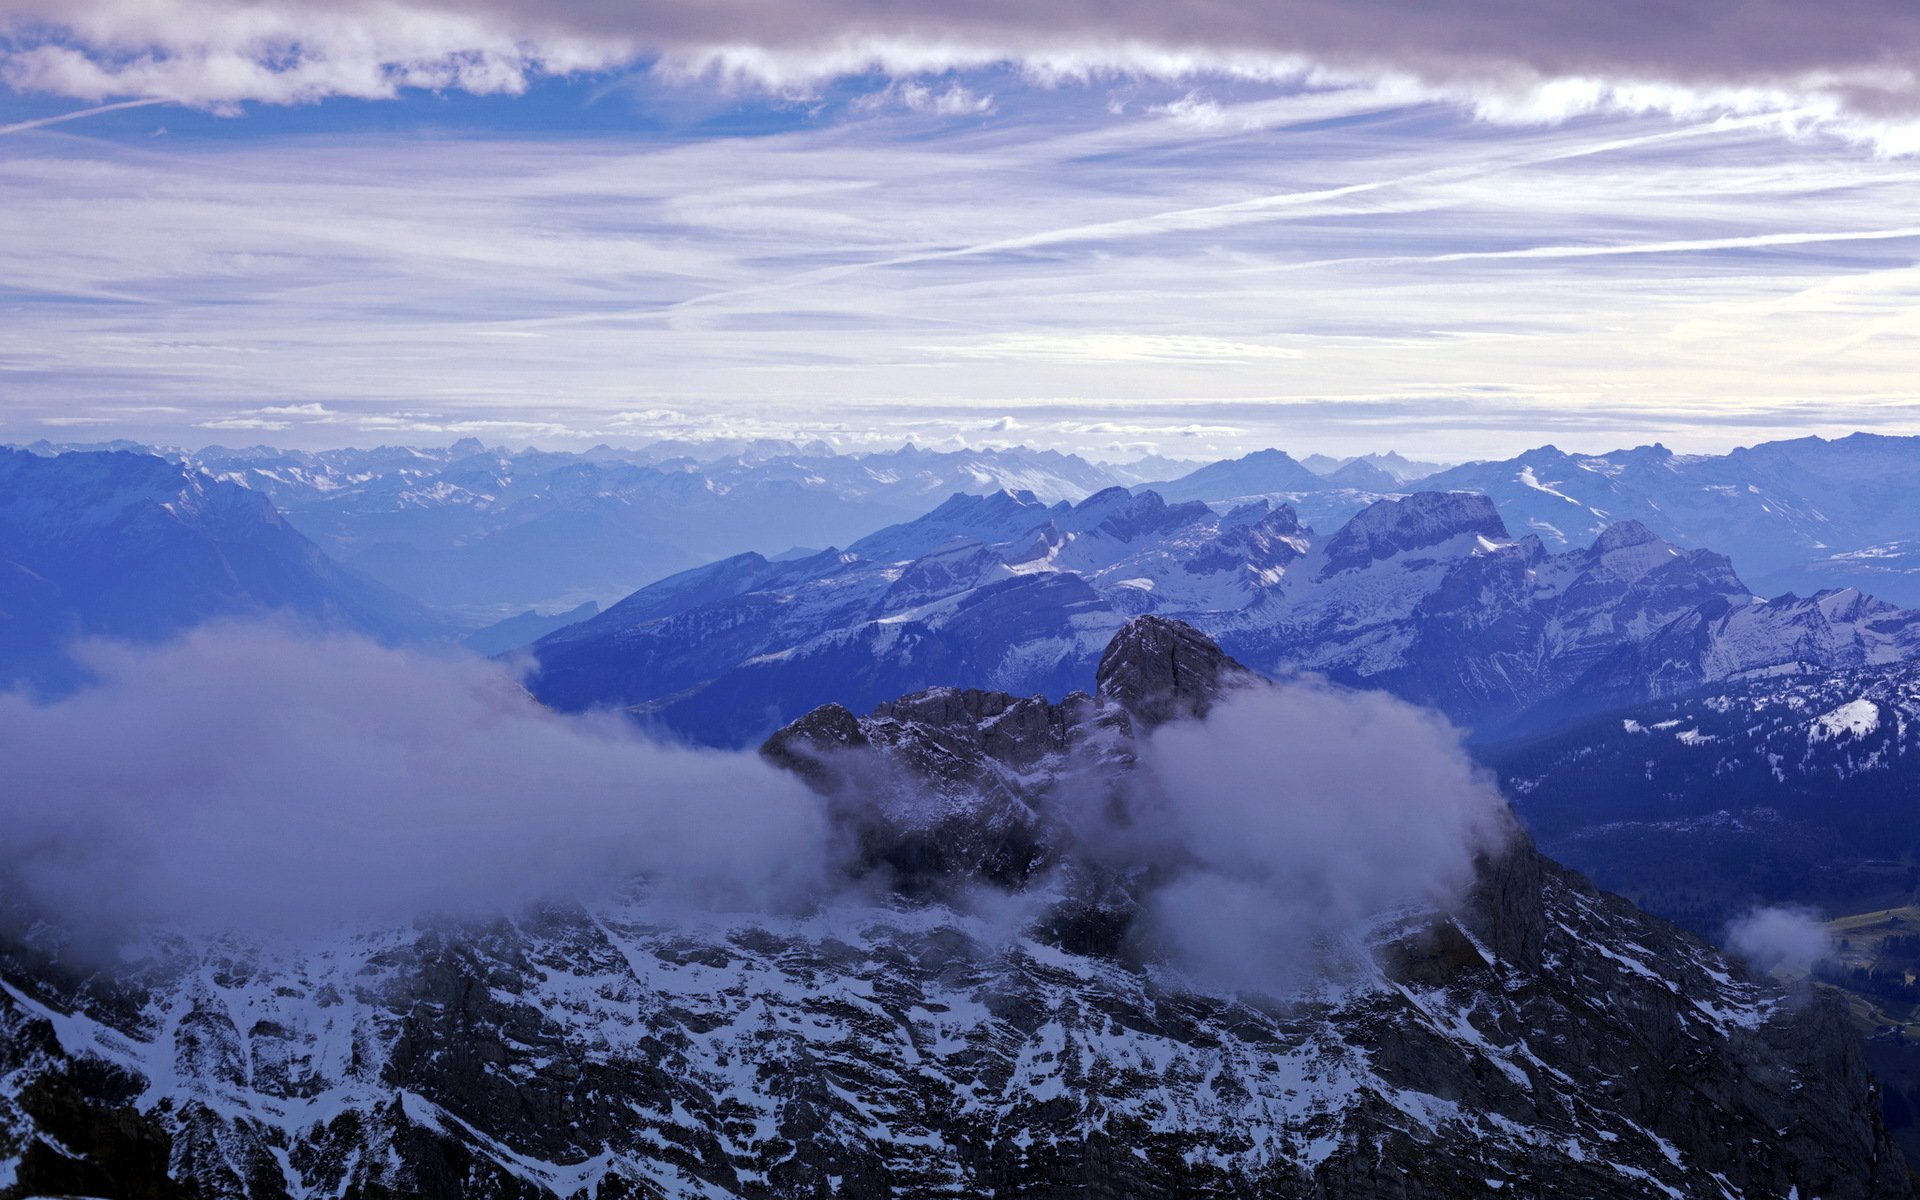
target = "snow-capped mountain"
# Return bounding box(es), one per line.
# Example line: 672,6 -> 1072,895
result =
1,619 -> 1906,1200
0,448 -> 446,690
1490,658 -> 1920,938
165,441 -> 1143,619
1420,433 -> 1920,607
527,483 -> 1920,746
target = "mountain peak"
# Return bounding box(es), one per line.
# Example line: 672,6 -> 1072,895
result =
1319,491 -> 1507,576
1094,616 -> 1254,727
1590,519 -> 1662,553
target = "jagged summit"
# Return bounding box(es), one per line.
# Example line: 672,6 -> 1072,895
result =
1094,614 -> 1254,726
1319,490 -> 1506,576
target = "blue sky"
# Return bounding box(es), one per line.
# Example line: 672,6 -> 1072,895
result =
4,2 -> 1920,462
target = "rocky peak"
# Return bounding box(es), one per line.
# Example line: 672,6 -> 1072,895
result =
1094,615 -> 1254,727
1319,491 -> 1507,577
1589,519 -> 1661,553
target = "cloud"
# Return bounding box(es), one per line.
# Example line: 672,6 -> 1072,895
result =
857,80 -> 996,117
0,96 -> 169,134
1148,91 -> 1265,132
1726,905 -> 1835,975
3,0 -> 1920,140
5,74 -> 1920,461
0,624 -> 831,939
1080,683 -> 1513,991
197,416 -> 291,431
257,401 -> 340,418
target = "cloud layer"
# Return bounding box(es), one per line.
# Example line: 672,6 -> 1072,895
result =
6,84 -> 1920,462
0,625 -> 830,937
4,0 -> 1920,134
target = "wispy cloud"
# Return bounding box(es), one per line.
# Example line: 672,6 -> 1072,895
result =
1,74 -> 1919,459
0,96 -> 168,135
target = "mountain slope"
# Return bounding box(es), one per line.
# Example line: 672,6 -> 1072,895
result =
1,619 -> 1907,1199
0,448 -> 447,689
1489,659 -> 1920,935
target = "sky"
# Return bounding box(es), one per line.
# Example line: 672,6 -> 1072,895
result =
3,1 -> 1920,462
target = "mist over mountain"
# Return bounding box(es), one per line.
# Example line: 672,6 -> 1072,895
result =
164,440 -> 1146,619
0,448 -> 446,690
1,618 -> 1907,1199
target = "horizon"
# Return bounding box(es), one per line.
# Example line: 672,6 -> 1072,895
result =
10,426 -> 1912,472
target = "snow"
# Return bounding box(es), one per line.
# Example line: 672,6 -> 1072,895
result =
1812,699 -> 1880,742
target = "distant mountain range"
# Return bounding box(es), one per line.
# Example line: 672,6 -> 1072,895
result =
11,439 -> 1405,621
525,480 -> 1920,746
1420,435 -> 1920,606
0,448 -> 446,690
28,431 -> 1920,626
171,440 -> 1148,618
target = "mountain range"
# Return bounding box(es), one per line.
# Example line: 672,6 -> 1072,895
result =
526,482 -> 1920,746
21,431 -> 1920,626
0,619 -> 1906,1199
167,440 -> 1153,619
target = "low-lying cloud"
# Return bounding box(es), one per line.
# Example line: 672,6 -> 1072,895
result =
1726,905 -> 1835,975
6,0 -> 1920,142
1130,683 -> 1514,989
0,624 -> 830,938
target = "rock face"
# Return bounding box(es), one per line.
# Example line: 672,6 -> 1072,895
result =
2,619 -> 1911,1200
1092,613 -> 1254,726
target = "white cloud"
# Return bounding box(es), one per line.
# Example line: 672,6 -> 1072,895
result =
0,625 -> 830,935
197,416 -> 291,431
5,0 -> 1920,147
858,80 -> 996,117
1726,905 -> 1835,975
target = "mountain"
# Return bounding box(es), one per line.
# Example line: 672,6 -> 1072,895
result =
1301,450 -> 1446,482
170,441 -> 1134,619
1322,457 -> 1401,490
1137,448 -> 1332,502
1,619 -> 1907,1199
1489,658 -> 1920,937
1419,434 -> 1920,606
458,600 -> 599,657
0,448 -> 447,689
527,485 -> 1920,746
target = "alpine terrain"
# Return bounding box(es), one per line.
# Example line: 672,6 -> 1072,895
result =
527,485 -> 1920,746
0,619 -> 1906,1198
